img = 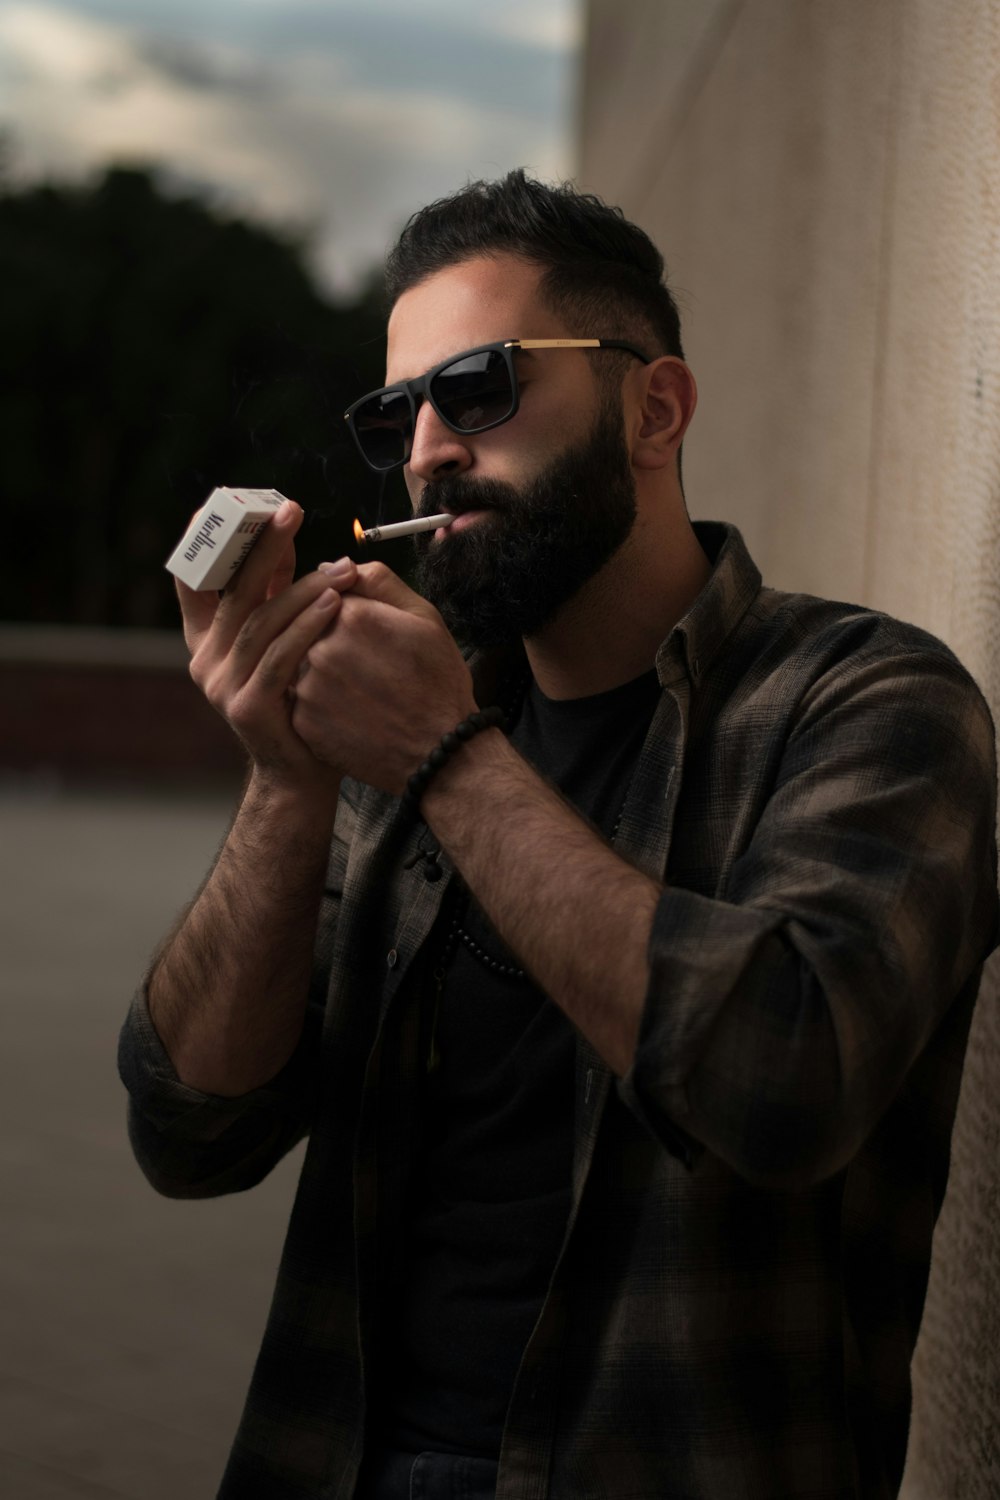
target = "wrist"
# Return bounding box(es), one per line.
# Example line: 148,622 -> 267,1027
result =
246,762 -> 341,824
419,723 -> 512,825
403,707 -> 505,817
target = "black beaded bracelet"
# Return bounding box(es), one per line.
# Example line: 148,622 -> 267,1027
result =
402,706 -> 506,815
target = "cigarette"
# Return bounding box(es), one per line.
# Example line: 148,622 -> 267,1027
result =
353,513 -> 454,544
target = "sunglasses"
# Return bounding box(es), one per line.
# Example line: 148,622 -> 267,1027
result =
344,337 -> 650,474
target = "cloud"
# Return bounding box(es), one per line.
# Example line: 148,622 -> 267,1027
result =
0,0 -> 580,291
0,1 -> 134,90
395,0 -> 583,53
137,36 -> 271,96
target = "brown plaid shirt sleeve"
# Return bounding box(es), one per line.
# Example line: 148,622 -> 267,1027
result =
119,523 -> 999,1499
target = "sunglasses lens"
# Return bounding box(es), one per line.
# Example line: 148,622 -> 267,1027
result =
352,389 -> 412,470
431,349 -> 515,433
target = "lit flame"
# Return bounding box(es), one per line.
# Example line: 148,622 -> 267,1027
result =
353,517 -> 365,544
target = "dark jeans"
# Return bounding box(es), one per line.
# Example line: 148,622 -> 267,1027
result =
355,1448 -> 499,1500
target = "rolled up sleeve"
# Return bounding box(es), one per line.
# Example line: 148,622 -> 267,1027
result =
118,982 -> 324,1199
620,645 -> 999,1189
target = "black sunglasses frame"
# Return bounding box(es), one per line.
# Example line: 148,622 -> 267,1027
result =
344,337 -> 651,474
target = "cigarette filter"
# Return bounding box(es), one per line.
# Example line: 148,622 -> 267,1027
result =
166,487 -> 288,590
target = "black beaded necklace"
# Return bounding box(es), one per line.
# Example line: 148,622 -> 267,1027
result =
422,667 -> 533,981
405,667 -> 530,886
413,669 -> 639,981
425,881 -> 529,1074
419,669 -> 651,1072
448,889 -> 529,981
444,786 -> 629,985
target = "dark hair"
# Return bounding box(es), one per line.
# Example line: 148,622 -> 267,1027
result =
384,169 -> 685,363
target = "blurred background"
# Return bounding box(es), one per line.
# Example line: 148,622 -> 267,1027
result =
2,1 -> 999,1496
0,0 -> 580,786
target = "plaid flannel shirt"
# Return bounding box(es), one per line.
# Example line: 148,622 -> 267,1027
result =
119,522 -> 999,1500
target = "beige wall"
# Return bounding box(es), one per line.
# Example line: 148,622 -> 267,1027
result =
580,3 -> 1000,1496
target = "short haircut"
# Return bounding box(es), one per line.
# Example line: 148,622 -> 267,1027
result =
384,169 -> 685,363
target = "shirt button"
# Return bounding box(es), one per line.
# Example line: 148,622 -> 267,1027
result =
386,948 -> 398,968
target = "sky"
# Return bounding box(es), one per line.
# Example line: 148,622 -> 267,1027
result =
0,0 -> 583,294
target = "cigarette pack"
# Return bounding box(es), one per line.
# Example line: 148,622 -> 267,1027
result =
165,487 -> 288,590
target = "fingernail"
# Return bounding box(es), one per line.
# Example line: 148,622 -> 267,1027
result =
314,589 -> 338,610
319,558 -> 354,579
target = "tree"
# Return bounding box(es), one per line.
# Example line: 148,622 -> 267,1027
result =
0,165 -> 399,627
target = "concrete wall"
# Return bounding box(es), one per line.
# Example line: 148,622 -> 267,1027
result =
1,625 -> 245,789
580,3 -> 1000,1495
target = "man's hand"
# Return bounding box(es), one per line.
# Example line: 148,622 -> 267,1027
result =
175,500 -> 347,788
288,554 -> 653,1079
290,561 -> 478,793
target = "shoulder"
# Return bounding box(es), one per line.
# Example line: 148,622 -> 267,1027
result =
738,584 -> 990,711
735,593 -> 997,822
749,583 -> 962,665
691,575 -> 997,802
690,522 -> 989,718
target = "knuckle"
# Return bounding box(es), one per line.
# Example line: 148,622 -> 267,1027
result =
253,658 -> 281,693
233,616 -> 260,655
226,687 -> 259,730
189,653 -> 213,693
257,651 -> 296,695
323,599 -> 359,642
305,639 -> 331,673
203,677 -> 229,714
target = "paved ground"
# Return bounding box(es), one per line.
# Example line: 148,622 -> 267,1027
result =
1,784 -> 306,1499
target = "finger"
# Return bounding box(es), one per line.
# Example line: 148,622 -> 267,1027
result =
317,557 -> 359,591
266,523 -> 300,601
344,560 -> 439,619
227,498 -> 301,600
214,501 -> 304,650
190,567 -> 333,706
175,575 -> 221,654
225,569 -> 340,685
250,587 -> 344,703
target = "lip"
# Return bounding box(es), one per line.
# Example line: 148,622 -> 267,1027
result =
435,509 -> 490,538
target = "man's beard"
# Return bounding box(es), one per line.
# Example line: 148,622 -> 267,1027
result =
413,397 -> 637,649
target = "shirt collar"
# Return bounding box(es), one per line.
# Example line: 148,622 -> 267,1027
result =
657,521 -> 762,689
469,521 -> 763,702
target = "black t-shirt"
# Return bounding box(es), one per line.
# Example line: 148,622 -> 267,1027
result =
377,667 -> 662,1457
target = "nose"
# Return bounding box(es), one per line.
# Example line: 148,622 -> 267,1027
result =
407,397 -> 473,483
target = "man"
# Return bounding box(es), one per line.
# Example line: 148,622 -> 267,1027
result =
119,172 -> 999,1500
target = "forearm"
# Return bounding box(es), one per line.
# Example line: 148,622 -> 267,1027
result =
422,730 -> 660,1076
148,767 -> 340,1097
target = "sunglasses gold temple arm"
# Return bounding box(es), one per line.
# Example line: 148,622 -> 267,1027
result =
506,338 -> 604,350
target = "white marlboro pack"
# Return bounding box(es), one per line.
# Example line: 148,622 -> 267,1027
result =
165,487 -> 288,590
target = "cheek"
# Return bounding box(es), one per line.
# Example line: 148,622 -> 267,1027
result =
467,418 -> 551,480
404,471 -> 421,508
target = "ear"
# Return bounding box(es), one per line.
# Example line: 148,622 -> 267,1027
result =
630,357 -> 697,472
